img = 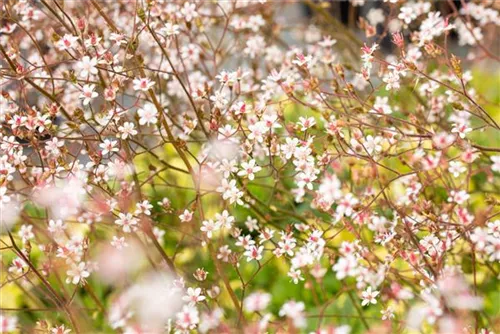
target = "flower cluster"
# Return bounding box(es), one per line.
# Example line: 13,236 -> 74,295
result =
1,1 -> 499,333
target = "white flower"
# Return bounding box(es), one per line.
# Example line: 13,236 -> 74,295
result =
56,34 -> 79,51
160,22 -> 180,37
238,159 -> 262,181
371,96 -> 393,115
137,103 -> 158,126
9,257 -> 27,274
179,209 -> 193,223
244,245 -> 263,262
76,56 -> 98,78
0,315 -> 17,332
470,227 -> 488,251
109,33 -> 127,45
118,122 -> 137,139
281,137 -> 299,160
183,287 -> 206,306
215,210 -> 234,229
279,300 -> 306,328
180,2 -> 198,22
50,325 -> 71,334
361,287 -> 379,306
292,53 -> 313,68
447,190 -> 470,205
201,219 -> 220,238
336,193 -> 359,218
367,8 -> 385,26
288,268 -> 305,284
48,219 -> 66,234
209,91 -> 228,109
318,35 -> 337,48
485,220 -> 500,240
456,20 -> 483,46
382,71 -> 400,90
381,307 -> 395,320
363,135 -> 383,155
217,245 -> 232,262
66,261 -> 90,285
45,137 -> 64,156
451,123 -> 472,139
176,305 -> 199,331
111,236 -> 128,249
448,161 -> 466,177
114,213 -> 138,233
218,159 -> 238,178
332,255 -> 358,280
235,235 -> 255,248
133,77 -> 155,91
297,116 -> 316,131
244,292 -> 271,312
248,121 -> 268,143
99,139 -> 119,155
432,132 -> 456,149
79,84 -> 98,106
216,179 -> 244,205
491,156 -> 500,173
244,35 -> 266,58
135,200 -> 153,216
18,224 -> 34,242
399,6 -> 418,24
